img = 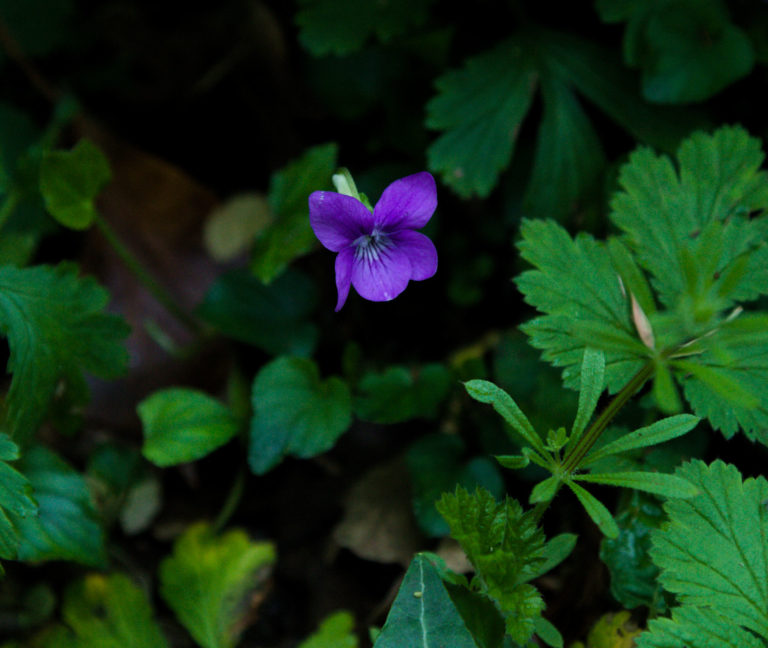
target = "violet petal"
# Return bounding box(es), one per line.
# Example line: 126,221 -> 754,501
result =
309,192 -> 374,252
374,172 -> 437,231
351,244 -> 412,302
334,247 -> 355,311
389,230 -> 438,281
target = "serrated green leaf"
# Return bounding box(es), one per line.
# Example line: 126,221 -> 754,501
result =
374,554 -> 480,648
637,606 -> 764,648
0,263 -> 129,440
584,414 -> 699,466
610,127 -> 768,308
600,491 -> 666,612
58,573 -> 168,648
138,388 -> 239,467
248,356 -> 352,474
570,348 -> 605,447
0,433 -> 37,564
197,268 -> 317,357
159,522 -> 275,648
649,460 -> 768,640
566,481 -> 619,539
298,610 -> 358,648
463,379 -> 548,459
13,445 -> 105,566
355,364 -> 452,424
437,487 -> 546,643
296,0 -> 434,56
515,219 -> 647,393
39,139 -> 110,230
523,75 -> 605,220
251,143 -> 337,282
575,471 -> 698,499
426,39 -> 537,198
406,434 -> 503,537
597,0 -> 754,104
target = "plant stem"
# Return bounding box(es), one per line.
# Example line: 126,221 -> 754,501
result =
562,361 -> 654,473
94,215 -> 203,335
212,466 -> 246,534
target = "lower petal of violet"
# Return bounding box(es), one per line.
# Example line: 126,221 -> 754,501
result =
334,247 -> 355,311
351,244 -> 412,302
389,230 -> 438,281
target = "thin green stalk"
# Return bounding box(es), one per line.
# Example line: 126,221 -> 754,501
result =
562,361 -> 654,473
94,215 -> 202,334
212,467 -> 246,534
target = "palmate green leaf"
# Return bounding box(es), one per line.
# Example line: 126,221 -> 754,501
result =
638,606 -> 764,648
251,143 -> 337,283
138,388 -> 240,467
610,126 -> 768,309
596,0 -> 754,104
0,263 -> 130,440
296,0 -> 434,56
515,218 -> 647,393
426,39 -> 538,198
248,356 -> 352,474
649,460 -> 768,640
159,522 -> 276,648
39,139 -> 111,230
298,611 -> 358,648
56,573 -> 168,648
437,487 -> 546,643
373,554 -> 482,648
0,433 -> 37,570
13,445 -> 105,566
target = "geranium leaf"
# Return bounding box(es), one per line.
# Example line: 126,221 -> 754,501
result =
159,522 -> 276,648
248,356 -> 352,474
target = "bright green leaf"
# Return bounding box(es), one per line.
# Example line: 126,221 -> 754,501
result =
0,263 -> 130,440
248,356 -> 352,474
296,0 -> 434,56
575,471 -> 698,499
298,611 -> 358,648
649,460 -> 768,640
373,554 -> 479,648
567,481 -> 619,539
638,606 -> 764,648
529,476 -> 559,504
570,348 -> 605,447
159,522 -> 276,648
40,139 -> 111,230
426,39 -> 537,198
251,143 -> 337,282
530,533 -> 577,580
584,414 -> 699,466
138,388 -> 239,467
13,445 -> 105,566
59,573 -> 168,648
197,268 -> 317,357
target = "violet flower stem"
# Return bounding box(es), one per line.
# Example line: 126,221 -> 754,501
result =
94,215 -> 203,335
562,361 -> 655,474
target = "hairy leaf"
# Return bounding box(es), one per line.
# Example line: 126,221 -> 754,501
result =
437,487 -> 546,643
159,522 -> 275,648
569,348 -> 605,447
426,39 -> 538,198
574,471 -> 698,499
649,460 -> 768,640
138,388 -> 240,467
249,356 -> 352,474
0,263 -> 129,440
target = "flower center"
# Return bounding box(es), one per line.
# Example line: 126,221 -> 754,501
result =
354,229 -> 391,263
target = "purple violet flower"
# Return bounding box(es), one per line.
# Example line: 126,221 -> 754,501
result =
309,171 -> 438,311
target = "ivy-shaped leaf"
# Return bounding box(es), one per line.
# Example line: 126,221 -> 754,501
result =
643,460 -> 768,643
248,356 -> 352,474
436,487 -> 547,644
0,263 -> 130,440
159,522 -> 276,648
596,0 -> 754,104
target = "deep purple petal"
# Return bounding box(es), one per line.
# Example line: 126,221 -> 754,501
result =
309,191 -> 374,252
334,247 -> 355,311
351,244 -> 412,302
374,172 -> 437,231
390,230 -> 437,281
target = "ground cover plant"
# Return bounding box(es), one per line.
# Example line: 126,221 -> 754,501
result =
1,0 -> 768,646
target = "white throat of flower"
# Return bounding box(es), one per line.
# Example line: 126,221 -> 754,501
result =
354,229 -> 391,263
